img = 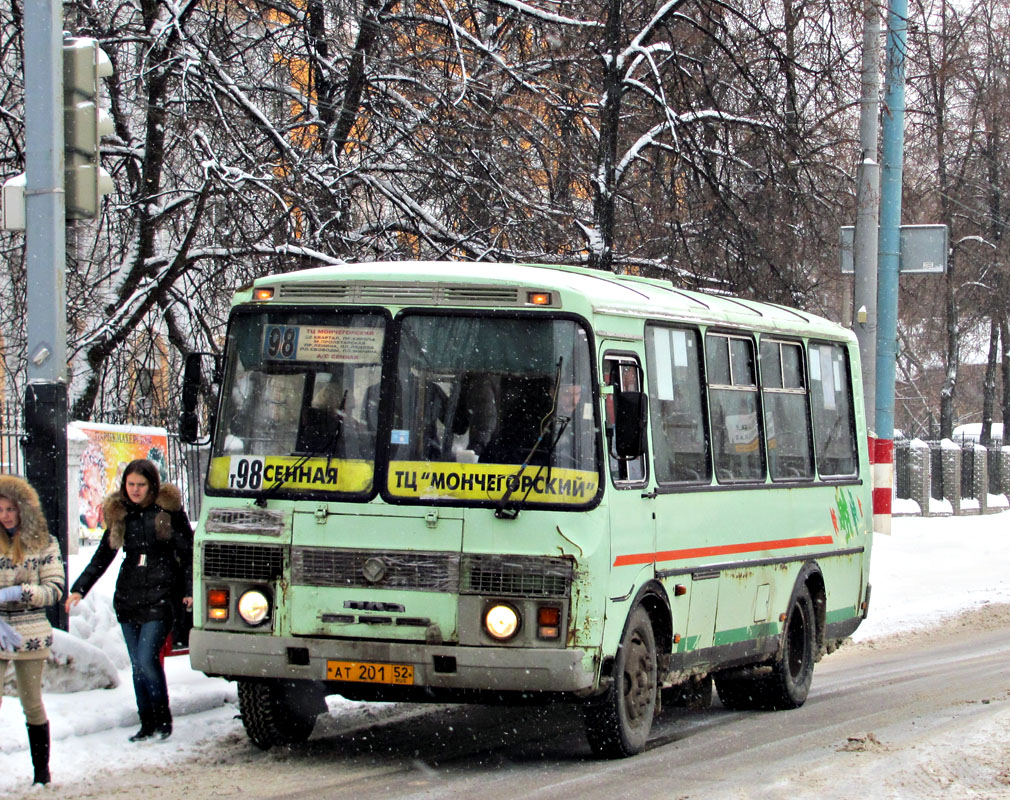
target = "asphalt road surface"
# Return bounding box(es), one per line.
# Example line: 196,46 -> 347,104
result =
37,604 -> 1010,800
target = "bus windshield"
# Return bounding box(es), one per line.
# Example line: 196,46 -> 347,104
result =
386,314 -> 601,508
208,310 -> 385,497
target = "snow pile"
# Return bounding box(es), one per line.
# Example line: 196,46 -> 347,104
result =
66,564 -> 130,671
853,511 -> 1010,640
40,630 -> 119,693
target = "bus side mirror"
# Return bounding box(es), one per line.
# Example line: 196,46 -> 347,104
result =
179,352 -> 220,445
614,391 -> 647,458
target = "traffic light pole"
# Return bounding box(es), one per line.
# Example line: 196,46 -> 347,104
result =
24,0 -> 69,630
872,0 -> 908,537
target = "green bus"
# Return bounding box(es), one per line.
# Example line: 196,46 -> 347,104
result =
181,260 -> 872,758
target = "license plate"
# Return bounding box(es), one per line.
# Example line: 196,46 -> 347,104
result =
326,660 -> 414,685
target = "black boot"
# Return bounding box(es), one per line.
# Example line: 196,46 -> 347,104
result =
155,705 -> 172,740
26,722 -> 50,785
129,711 -> 156,742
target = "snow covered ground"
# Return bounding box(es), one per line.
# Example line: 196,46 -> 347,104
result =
1,511 -> 1009,794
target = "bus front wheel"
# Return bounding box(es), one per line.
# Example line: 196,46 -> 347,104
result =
583,606 -> 658,758
237,678 -> 326,750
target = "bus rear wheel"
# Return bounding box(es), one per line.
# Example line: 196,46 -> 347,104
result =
715,585 -> 816,711
237,679 -> 326,750
583,606 -> 658,758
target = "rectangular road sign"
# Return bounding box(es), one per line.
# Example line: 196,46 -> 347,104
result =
840,224 -> 948,274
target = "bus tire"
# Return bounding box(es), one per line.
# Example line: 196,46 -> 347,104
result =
238,679 -> 322,750
764,584 -> 816,709
715,585 -> 816,711
582,606 -> 658,758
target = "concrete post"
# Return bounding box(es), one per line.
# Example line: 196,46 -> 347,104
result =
908,438 -> 931,516
1001,447 -> 1010,499
973,443 -> 988,514
941,439 -> 962,515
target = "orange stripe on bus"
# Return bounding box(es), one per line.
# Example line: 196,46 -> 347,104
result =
612,535 -> 835,567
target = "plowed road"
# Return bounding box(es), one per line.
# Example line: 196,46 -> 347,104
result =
38,605 -> 1010,800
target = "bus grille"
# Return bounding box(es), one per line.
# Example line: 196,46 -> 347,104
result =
274,282 -> 525,307
461,554 -> 573,598
203,542 -> 283,581
289,549 -> 573,597
292,548 -> 459,591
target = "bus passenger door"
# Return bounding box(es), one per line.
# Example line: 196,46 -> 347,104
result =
601,350 -> 656,607
642,324 -> 719,663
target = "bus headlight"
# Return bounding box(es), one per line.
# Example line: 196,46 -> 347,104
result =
484,603 -> 520,641
237,589 -> 271,625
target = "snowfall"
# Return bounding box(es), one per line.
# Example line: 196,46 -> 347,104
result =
2,511 -> 1010,795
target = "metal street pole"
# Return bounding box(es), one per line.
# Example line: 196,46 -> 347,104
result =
874,0 -> 907,536
23,0 -> 69,630
853,0 -> 880,433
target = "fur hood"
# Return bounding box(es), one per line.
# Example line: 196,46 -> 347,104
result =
0,474 -> 50,554
103,483 -> 183,550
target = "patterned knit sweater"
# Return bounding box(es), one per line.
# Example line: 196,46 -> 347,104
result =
0,475 -> 65,660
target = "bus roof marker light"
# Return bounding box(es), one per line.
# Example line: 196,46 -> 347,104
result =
253,287 -> 274,301
527,291 -> 551,306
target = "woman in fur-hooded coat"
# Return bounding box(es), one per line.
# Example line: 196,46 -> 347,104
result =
70,478 -> 193,623
0,474 -> 65,785
67,459 -> 193,742
0,475 -> 64,657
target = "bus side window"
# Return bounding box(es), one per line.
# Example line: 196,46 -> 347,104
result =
760,339 -> 814,481
808,342 -> 858,477
645,325 -> 710,483
603,354 -> 647,484
705,333 -> 765,483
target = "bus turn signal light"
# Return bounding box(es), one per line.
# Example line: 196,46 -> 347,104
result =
253,287 -> 274,301
537,605 -> 561,639
527,292 -> 551,306
208,588 -> 230,621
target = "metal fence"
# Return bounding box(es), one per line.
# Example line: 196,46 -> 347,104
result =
0,402 -> 25,476
894,443 -> 911,499
961,444 -> 976,499
897,437 -> 1007,503
929,442 -> 944,500
0,406 -> 204,520
988,439 -> 1005,495
163,434 -> 204,520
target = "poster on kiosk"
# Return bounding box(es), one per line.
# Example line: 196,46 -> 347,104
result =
72,421 -> 171,541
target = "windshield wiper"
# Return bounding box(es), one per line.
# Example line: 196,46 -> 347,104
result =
495,358 -> 568,520
254,393 -> 346,507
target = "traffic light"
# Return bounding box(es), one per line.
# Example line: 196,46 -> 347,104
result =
63,37 -> 114,219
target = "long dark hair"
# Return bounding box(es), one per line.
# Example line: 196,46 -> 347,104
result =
120,459 -> 161,506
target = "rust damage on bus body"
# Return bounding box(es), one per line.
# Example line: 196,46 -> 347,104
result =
567,559 -> 593,648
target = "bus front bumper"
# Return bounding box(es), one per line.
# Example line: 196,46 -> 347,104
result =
189,629 -> 597,693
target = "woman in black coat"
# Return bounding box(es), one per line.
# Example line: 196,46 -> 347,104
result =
66,459 -> 193,741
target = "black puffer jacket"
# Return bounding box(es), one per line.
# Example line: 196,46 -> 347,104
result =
71,484 -> 193,624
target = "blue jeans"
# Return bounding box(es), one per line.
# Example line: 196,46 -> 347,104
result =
120,619 -> 170,719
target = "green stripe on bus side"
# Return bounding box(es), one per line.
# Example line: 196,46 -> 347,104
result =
824,605 -> 859,625
712,606 -> 859,648
713,621 -> 780,647
676,635 -> 702,653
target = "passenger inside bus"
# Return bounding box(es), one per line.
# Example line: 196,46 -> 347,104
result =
296,371 -> 347,454
451,374 -> 499,461
295,366 -> 378,458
